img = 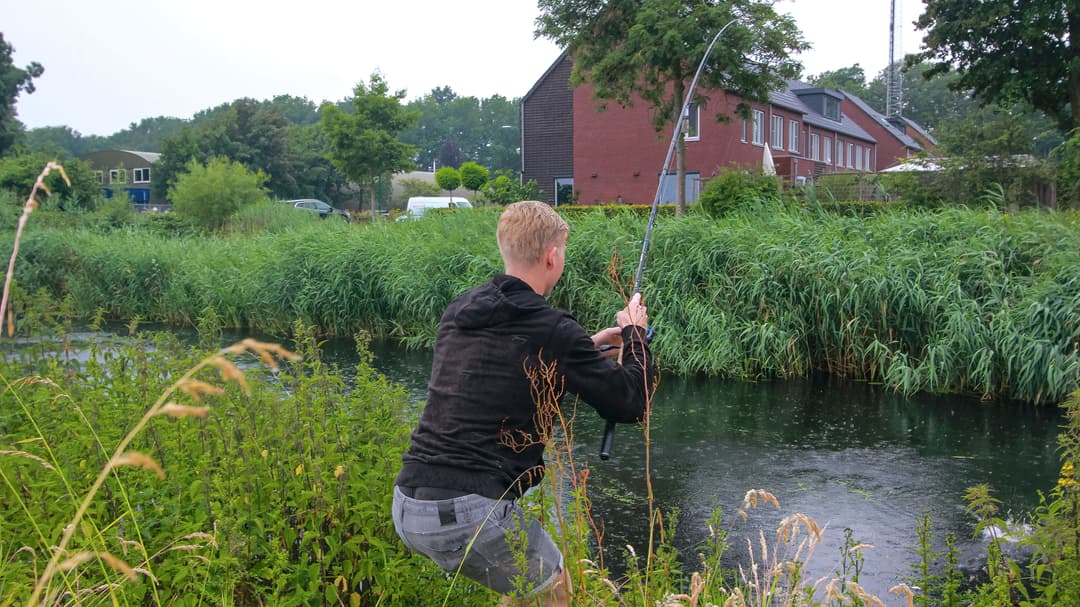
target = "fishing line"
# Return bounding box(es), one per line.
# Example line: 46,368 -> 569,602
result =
600,18 -> 739,460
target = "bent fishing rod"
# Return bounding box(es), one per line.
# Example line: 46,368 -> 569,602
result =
600,18 -> 739,461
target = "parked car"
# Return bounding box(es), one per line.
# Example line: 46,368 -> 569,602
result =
286,199 -> 350,221
395,196 -> 472,221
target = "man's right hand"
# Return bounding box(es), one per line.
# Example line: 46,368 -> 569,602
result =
616,293 -> 648,330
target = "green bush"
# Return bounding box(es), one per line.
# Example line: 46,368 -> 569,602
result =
169,157 -> 269,230
482,171 -> 542,205
698,168 -> 782,217
434,166 -> 461,193
0,152 -> 103,211
458,161 -> 489,196
1053,129 -> 1080,208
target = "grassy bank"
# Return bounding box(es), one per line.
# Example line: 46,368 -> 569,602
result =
4,204 -> 1079,403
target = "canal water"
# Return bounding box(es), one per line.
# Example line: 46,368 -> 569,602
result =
7,327 -> 1064,598
355,339 -> 1062,597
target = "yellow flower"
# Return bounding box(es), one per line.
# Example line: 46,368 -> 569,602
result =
334,465 -> 345,479
261,449 -> 268,459
295,463 -> 304,476
1058,461 -> 1076,488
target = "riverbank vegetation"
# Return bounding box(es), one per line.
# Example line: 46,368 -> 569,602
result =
2,321 -> 1079,605
4,200 -> 1079,404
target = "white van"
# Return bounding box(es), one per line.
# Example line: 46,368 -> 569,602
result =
398,196 -> 472,220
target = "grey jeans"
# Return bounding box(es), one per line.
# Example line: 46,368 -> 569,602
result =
392,486 -> 563,597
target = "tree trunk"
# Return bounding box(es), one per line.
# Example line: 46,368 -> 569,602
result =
369,181 -> 378,220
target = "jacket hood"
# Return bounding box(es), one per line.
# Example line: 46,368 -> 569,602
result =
452,274 -> 549,329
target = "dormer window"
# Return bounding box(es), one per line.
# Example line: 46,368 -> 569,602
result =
824,97 -> 841,121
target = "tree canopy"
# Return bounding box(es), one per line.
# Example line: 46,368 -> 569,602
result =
912,0 -> 1078,130
399,88 -> 520,174
0,33 -> 43,157
536,0 -> 808,212
321,72 -> 418,218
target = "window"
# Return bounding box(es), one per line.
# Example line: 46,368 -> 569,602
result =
93,170 -> 103,184
865,148 -> 872,171
752,109 -> 764,145
854,145 -> 863,170
809,133 -> 820,161
684,103 -> 700,141
847,143 -> 855,168
109,169 -> 127,184
659,171 -> 701,204
554,177 -> 574,206
823,137 -> 833,164
133,167 -> 151,183
740,119 -> 747,143
824,96 -> 841,121
788,120 -> 800,153
770,115 -> 784,149
836,140 -> 844,167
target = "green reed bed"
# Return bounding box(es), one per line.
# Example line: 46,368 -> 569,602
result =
3,205 -> 1079,403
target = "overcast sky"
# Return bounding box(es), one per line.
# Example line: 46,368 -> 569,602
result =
3,0 -> 927,137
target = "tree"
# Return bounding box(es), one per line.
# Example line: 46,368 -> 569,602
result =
169,157 -> 268,230
458,161 -> 489,200
0,33 -> 43,157
807,65 -> 869,98
400,87 -> 522,174
537,0 -> 807,214
435,166 -> 461,193
483,171 -> 542,205
912,0 -> 1079,131
0,152 -> 101,210
321,72 -> 418,219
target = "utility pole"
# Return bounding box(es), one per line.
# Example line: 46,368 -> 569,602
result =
886,0 -> 903,117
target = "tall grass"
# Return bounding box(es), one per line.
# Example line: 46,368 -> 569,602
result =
3,205 -> 1079,403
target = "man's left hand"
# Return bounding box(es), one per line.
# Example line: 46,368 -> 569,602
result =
591,327 -> 622,358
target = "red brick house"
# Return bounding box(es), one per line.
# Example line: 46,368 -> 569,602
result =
521,54 -> 935,205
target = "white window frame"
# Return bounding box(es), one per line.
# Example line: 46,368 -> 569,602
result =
93,170 -> 104,184
684,103 -> 700,142
133,167 -> 151,183
847,143 -> 855,168
740,119 -> 747,143
836,140 -> 844,167
809,133 -> 820,161
865,148 -> 872,171
109,169 -> 127,184
770,115 -> 784,149
823,137 -> 833,164
855,145 -> 863,170
752,110 -> 765,145
788,120 -> 800,153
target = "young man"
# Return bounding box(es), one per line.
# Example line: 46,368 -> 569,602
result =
392,201 -> 655,606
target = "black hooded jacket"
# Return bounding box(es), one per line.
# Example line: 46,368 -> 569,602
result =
395,274 -> 655,499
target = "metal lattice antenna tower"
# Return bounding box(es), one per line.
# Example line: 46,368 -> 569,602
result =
886,0 -> 903,117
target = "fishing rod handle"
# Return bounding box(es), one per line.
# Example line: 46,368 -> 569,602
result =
598,325 -> 655,460
599,420 -> 617,460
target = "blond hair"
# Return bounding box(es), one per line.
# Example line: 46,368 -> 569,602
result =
497,201 -> 569,266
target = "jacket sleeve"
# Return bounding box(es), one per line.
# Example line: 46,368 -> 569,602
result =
555,317 -> 656,424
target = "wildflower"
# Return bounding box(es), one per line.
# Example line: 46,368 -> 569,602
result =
1059,461 -> 1077,488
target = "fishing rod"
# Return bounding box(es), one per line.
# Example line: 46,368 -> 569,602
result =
600,18 -> 739,461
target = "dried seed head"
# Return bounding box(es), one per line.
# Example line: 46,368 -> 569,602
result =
158,403 -> 210,418
209,356 -> 250,394
177,380 -> 224,402
889,583 -> 915,607
111,451 -> 165,479
0,450 -> 55,470
100,552 -> 138,581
